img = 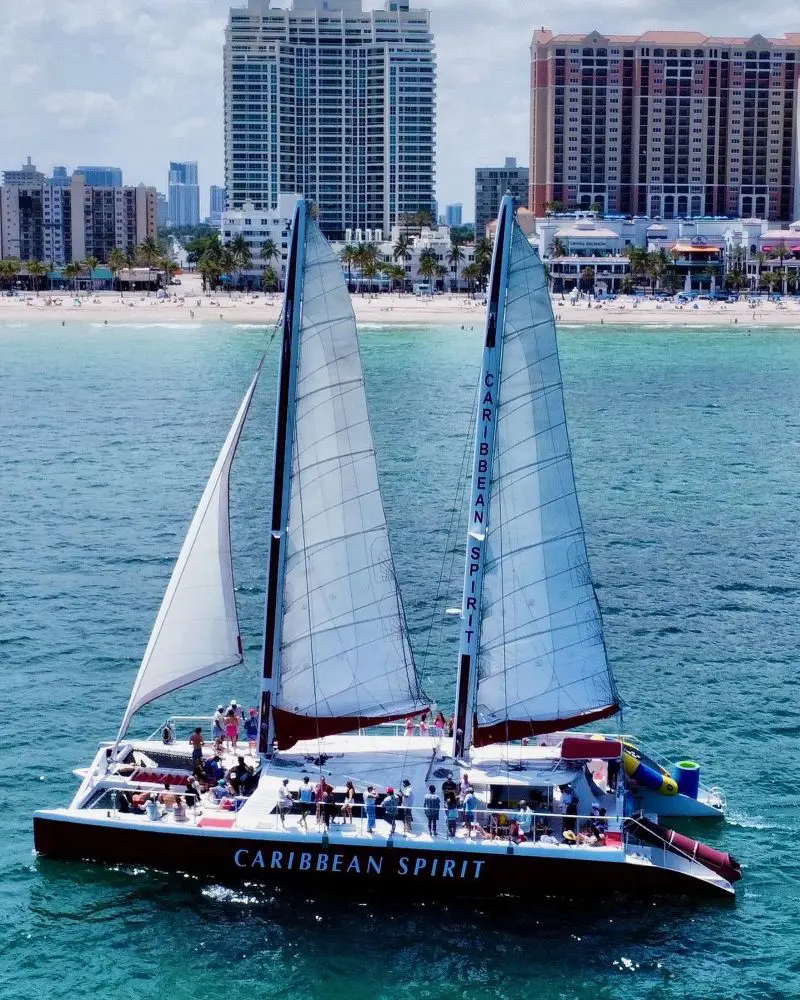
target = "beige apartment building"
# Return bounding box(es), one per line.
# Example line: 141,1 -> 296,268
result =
530,29 -> 800,221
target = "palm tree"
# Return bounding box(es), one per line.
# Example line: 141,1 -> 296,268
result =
82,256 -> 99,292
551,237 -> 567,259
136,237 -> 160,291
63,261 -> 82,292
220,245 -> 237,292
447,242 -> 465,291
26,260 -> 47,295
384,263 -> 407,292
261,266 -> 279,292
417,248 -> 439,288
461,262 -> 482,294
393,234 -> 412,267
340,244 -> 358,290
354,242 -> 379,292
161,256 -> 180,288
0,258 -> 20,291
108,248 -> 127,294
624,245 -> 649,291
579,265 -> 596,294
770,241 -> 790,294
230,234 -> 252,287
474,237 -> 493,279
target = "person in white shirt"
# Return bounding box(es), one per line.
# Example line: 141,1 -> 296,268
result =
276,779 -> 293,827
538,826 -> 558,845
400,779 -> 414,833
516,801 -> 534,835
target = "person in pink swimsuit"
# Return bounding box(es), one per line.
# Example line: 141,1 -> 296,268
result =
224,707 -> 239,750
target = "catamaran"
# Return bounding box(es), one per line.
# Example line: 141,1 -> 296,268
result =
34,198 -> 740,898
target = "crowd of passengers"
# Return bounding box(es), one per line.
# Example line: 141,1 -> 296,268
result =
269,770 -> 611,846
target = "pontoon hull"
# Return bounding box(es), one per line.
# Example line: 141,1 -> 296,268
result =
33,812 -> 733,900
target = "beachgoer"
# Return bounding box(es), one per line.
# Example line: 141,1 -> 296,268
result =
423,784 -> 440,836
298,776 -> 314,829
383,787 -> 398,835
189,726 -> 204,765
244,709 -> 258,753
365,785 -> 377,833
276,779 -> 292,827
212,705 -> 226,752
401,778 -> 414,832
342,780 -> 356,824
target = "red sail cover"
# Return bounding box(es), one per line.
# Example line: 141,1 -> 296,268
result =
560,736 -> 622,760
272,706 -> 427,750
472,704 -> 619,748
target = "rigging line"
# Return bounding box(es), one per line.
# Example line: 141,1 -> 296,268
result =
419,375 -> 480,684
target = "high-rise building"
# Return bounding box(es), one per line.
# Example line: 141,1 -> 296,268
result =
168,161 -> 200,226
0,176 -> 156,264
445,203 -> 462,227
474,158 -> 529,238
531,29 -> 800,221
3,157 -> 46,187
209,185 -> 226,225
76,166 -> 123,187
224,0 -> 436,240
51,167 -> 70,187
156,192 -> 169,231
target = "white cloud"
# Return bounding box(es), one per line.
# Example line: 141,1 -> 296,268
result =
38,90 -> 122,131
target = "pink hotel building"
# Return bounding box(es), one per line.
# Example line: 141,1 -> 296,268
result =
530,30 -> 800,222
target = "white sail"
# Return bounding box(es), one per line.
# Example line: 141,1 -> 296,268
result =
272,221 -> 425,742
117,372 -> 259,739
473,221 -> 618,742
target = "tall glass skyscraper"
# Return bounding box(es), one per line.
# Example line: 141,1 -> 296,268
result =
168,161 -> 201,226
224,0 -> 436,239
76,166 -> 123,187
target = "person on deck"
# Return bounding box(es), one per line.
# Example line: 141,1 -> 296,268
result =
228,756 -> 254,796
315,776 -> 327,826
342,780 -> 356,824
564,790 -> 579,835
159,784 -> 178,809
538,826 -> 558,845
173,796 -> 188,822
276,779 -> 292,827
441,772 -> 457,801
459,774 -> 471,802
517,800 -> 534,837
204,754 -> 225,783
321,788 -> 335,830
298,776 -> 314,829
463,787 -> 478,837
401,778 -> 414,832
434,712 -> 446,737
404,717 -> 414,736
145,794 -> 162,821
224,706 -> 239,751
423,784 -> 441,836
445,796 -> 458,838
189,727 -> 204,765
383,787 -> 399,835
244,710 -> 258,754
212,706 -> 226,753
365,785 -> 377,833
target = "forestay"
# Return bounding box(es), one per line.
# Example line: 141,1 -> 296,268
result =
473,221 -> 619,745
272,221 -> 426,746
117,372 -> 259,740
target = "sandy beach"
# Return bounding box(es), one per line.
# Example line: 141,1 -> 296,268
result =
2,271 -> 800,328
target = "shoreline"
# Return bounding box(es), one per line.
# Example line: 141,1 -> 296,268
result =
2,277 -> 800,329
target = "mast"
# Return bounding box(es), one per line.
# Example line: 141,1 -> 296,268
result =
452,195 -> 515,758
258,200 -> 307,755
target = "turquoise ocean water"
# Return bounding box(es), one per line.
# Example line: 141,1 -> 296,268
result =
1,320 -> 799,999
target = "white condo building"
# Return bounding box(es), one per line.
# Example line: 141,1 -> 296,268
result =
224,0 -> 436,240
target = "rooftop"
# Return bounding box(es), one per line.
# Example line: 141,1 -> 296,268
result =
533,28 -> 800,48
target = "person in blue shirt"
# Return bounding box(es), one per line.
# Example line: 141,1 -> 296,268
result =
463,788 -> 478,837
244,709 -> 258,753
298,776 -> 314,829
204,755 -> 225,783
365,785 -> 377,833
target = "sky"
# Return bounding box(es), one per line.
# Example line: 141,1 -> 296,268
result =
0,1 -> 796,221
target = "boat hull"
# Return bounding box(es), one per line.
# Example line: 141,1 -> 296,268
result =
33,812 -> 732,900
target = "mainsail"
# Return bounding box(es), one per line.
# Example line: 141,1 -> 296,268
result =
117,372 -> 259,740
263,203 -> 426,749
455,196 -> 619,750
